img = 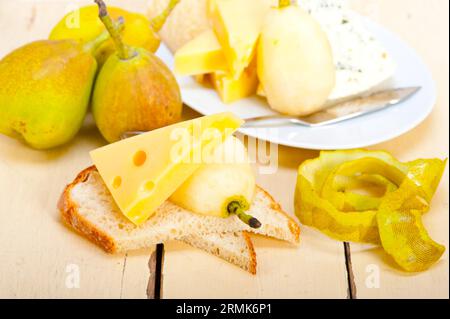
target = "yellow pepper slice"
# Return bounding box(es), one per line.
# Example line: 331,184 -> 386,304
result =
294,150 -> 447,272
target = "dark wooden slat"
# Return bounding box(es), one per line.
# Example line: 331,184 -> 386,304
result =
344,242 -> 357,299
147,244 -> 165,299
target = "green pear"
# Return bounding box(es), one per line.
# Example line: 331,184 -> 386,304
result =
257,0 -> 336,116
170,136 -> 261,228
0,33 -> 110,149
91,0 -> 182,143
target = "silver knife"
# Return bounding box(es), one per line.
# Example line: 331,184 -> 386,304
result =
243,87 -> 421,128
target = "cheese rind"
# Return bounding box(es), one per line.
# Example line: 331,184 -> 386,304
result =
90,113 -> 243,225
209,0 -> 271,78
174,30 -> 228,76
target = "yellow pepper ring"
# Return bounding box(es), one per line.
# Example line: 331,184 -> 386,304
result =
294,150 -> 447,272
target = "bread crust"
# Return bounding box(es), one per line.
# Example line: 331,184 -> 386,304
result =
242,232 -> 257,275
59,166 -> 301,274
59,167 -> 259,272
255,186 -> 301,244
58,166 -> 118,253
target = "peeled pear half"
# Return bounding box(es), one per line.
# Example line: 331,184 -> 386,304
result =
170,136 -> 260,228
258,4 -> 336,116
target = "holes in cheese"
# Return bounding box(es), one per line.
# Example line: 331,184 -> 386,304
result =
133,150 -> 147,167
144,181 -> 155,192
90,112 -> 244,226
112,176 -> 122,189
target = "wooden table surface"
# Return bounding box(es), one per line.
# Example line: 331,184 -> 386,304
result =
0,0 -> 448,299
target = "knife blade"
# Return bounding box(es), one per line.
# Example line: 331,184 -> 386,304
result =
243,87 -> 421,127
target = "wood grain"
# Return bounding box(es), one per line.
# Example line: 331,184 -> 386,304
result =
0,0 -> 155,299
163,0 -> 449,299
0,0 -> 448,299
349,0 -> 449,299
162,147 -> 350,299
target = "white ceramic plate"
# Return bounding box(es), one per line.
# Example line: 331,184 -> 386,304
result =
156,16 -> 436,150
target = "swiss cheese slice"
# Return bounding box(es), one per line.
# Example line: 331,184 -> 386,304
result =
211,57 -> 258,103
174,30 -> 228,76
208,0 -> 272,78
90,113 -> 243,225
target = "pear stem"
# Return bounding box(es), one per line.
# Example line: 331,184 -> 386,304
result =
83,16 -> 124,53
150,0 -> 180,32
279,0 -> 291,8
94,0 -> 132,60
228,201 -> 262,229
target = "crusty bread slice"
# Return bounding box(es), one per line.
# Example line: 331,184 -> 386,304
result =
181,232 -> 257,274
58,167 -> 299,273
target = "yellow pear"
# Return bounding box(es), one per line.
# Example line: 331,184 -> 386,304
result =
170,136 -> 261,228
0,25 -> 117,149
257,0 -> 335,116
49,1 -> 179,66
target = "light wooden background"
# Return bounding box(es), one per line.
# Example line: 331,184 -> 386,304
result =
0,0 -> 448,299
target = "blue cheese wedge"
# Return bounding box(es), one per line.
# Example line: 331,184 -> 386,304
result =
299,0 -> 396,103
